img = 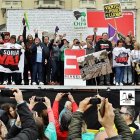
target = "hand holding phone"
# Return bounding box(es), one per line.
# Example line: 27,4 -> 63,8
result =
99,99 -> 105,117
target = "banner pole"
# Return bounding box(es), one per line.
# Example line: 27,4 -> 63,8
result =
80,33 -> 82,42
114,18 -> 117,30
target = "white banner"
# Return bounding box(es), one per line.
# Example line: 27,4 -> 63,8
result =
0,46 -> 24,73
64,49 -> 86,86
113,48 -> 131,67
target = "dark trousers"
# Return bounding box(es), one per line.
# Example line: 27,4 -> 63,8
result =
60,61 -> 64,85
51,59 -> 59,82
0,72 -> 4,84
100,74 -> 110,84
24,63 -> 32,85
3,73 -> 16,83
32,62 -> 43,83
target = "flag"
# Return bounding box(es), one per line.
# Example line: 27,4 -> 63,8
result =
108,24 -> 118,43
24,12 -> 30,30
118,32 -> 126,41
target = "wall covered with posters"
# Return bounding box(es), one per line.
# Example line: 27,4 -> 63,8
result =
7,9 -> 135,42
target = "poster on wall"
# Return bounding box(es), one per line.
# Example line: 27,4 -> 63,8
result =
64,49 -> 86,86
73,9 -> 88,30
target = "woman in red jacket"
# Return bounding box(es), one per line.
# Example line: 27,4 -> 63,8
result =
52,93 -> 78,140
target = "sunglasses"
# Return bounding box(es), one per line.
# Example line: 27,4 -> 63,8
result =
119,111 -> 131,116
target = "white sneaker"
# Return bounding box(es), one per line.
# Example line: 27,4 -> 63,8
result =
116,82 -> 119,86
3,81 -> 8,85
12,81 -> 15,85
32,82 -> 37,85
39,82 -> 44,85
120,83 -> 123,86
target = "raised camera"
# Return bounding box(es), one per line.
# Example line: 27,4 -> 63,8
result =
34,97 -> 45,102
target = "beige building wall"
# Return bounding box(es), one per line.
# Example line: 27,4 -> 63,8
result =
0,0 -> 6,25
22,0 -> 35,9
136,0 -> 140,41
0,0 -> 139,41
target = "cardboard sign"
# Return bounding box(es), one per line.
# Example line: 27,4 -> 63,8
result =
77,50 -> 112,80
64,49 -> 86,86
104,2 -> 122,19
0,49 -> 24,73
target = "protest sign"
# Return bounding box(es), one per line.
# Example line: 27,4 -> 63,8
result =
104,2 -> 122,19
113,48 -> 130,67
77,50 -> 112,80
64,49 -> 86,86
73,9 -> 88,30
0,48 -> 24,73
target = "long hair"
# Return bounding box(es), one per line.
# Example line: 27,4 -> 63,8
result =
34,117 -> 49,140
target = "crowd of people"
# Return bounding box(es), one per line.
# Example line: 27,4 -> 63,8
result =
0,19 -> 139,86
0,88 -> 139,140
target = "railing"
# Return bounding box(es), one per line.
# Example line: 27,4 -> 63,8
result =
2,0 -> 22,9
80,0 -> 96,9
34,0 -> 64,9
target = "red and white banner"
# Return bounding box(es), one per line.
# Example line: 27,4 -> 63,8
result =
0,48 -> 24,73
64,49 -> 86,86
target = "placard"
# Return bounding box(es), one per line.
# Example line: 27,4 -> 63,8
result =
104,2 -> 122,19
64,49 -> 86,86
0,48 -> 24,73
77,50 -> 112,80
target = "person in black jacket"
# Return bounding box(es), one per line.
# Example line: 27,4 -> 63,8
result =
30,37 -> 47,85
6,88 -> 38,140
95,33 -> 112,85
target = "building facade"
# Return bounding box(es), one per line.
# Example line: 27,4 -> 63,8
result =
0,0 -> 139,40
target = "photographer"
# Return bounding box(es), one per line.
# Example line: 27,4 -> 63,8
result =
6,88 -> 38,140
68,97 -> 132,140
71,39 -> 82,49
28,96 -> 57,140
52,93 -> 78,140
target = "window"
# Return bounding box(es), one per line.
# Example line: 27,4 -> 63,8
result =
43,0 -> 55,4
119,0 -> 134,2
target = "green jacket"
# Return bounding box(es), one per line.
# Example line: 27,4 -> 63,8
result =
68,109 -> 132,140
114,109 -> 132,140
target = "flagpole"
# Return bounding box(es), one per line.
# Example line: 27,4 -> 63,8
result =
114,18 -> 117,31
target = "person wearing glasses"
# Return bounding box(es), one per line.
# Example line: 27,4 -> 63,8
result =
120,106 -> 139,132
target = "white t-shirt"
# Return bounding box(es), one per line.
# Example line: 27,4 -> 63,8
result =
131,50 -> 140,62
72,45 -> 81,49
113,46 -> 127,55
3,43 -> 22,49
36,46 -> 42,63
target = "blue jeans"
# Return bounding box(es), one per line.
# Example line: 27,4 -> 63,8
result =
115,67 -> 124,83
123,66 -> 132,83
32,62 -> 43,83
